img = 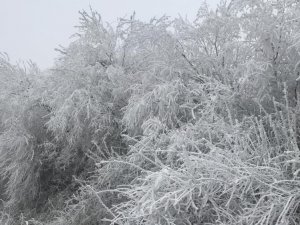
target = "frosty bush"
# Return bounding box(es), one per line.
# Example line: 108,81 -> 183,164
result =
1,0 -> 300,224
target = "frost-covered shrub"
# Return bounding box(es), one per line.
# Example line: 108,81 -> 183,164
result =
2,1 -> 300,224
0,55 -> 38,209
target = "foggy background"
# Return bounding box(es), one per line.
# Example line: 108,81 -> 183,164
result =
0,0 -> 219,69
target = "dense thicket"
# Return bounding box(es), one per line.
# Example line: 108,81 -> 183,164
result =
1,0 -> 300,224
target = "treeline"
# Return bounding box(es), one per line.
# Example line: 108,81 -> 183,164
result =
1,0 -> 300,224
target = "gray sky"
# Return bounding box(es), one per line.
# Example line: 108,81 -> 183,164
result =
0,0 -> 219,69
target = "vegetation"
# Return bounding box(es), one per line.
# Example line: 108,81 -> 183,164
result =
1,0 -> 300,224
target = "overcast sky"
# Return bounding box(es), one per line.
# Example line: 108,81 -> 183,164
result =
0,0 -> 219,69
